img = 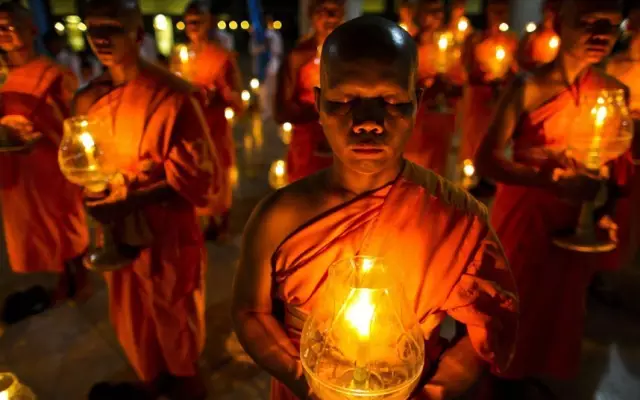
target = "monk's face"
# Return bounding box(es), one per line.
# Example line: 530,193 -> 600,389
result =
185,11 -> 210,43
0,12 -> 33,52
417,2 -> 444,33
317,57 -> 416,175
86,13 -> 141,68
312,1 -> 345,41
559,1 -> 622,64
487,2 -> 510,30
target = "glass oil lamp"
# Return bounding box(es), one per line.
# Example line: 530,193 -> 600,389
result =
300,256 -> 425,400
553,89 -> 634,252
268,159 -> 288,189
169,44 -> 194,80
280,122 -> 293,145
0,373 -> 35,400
58,116 -> 136,271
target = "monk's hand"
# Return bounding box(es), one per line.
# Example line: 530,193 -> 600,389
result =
598,215 -> 618,243
550,168 -> 603,203
84,174 -> 131,224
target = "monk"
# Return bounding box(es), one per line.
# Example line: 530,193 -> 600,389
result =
398,0 -> 418,37
448,0 -> 472,45
475,0 -> 630,396
459,0 -> 517,190
517,0 -> 561,71
75,1 -> 221,398
274,0 -> 344,183
233,16 -> 518,400
0,3 -> 89,305
406,0 -> 465,176
183,0 -> 243,238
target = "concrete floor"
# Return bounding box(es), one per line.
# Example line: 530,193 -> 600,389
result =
0,108 -> 639,399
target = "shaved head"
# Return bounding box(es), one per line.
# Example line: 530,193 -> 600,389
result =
83,0 -> 142,31
184,0 -> 208,15
321,16 -> 417,88
0,1 -> 35,52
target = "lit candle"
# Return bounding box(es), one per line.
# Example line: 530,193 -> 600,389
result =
224,107 -> 235,121
462,158 -> 476,189
250,78 -> 260,92
280,122 -> 292,145
589,98 -> 608,169
457,17 -> 469,33
269,159 -> 287,189
526,22 -> 537,33
241,90 -> 251,106
549,35 -> 560,49
499,22 -> 509,32
437,33 -> 450,73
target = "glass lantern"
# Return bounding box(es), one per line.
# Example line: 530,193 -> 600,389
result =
169,44 -> 194,80
553,89 -> 634,252
0,373 -> 35,400
300,256 -> 425,400
268,159 -> 288,189
58,116 -> 137,271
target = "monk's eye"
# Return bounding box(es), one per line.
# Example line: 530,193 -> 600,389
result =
324,100 -> 352,115
385,101 -> 413,116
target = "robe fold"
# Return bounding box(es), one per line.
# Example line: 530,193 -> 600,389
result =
278,42 -> 332,183
0,57 -> 88,273
491,69 -> 634,380
187,42 -> 239,217
270,161 -> 518,399
84,63 -> 221,381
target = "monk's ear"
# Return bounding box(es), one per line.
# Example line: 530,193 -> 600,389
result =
314,86 -> 322,114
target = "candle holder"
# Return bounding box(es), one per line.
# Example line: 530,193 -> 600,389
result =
58,116 -> 137,271
169,44 -> 194,80
553,89 -> 634,252
300,256 -> 425,400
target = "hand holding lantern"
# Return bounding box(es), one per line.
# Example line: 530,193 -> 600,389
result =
58,116 -> 137,271
300,257 -> 425,400
553,89 -> 634,252
170,44 -> 194,80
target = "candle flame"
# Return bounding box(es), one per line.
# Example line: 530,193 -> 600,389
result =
526,22 -> 537,33
499,23 -> 509,32
594,104 -> 608,127
549,36 -> 560,49
241,90 -> 251,102
463,159 -> 475,177
345,289 -> 375,339
282,122 -> 292,132
458,17 -> 469,32
274,160 -> 286,177
250,78 -> 260,90
178,46 -> 189,63
438,35 -> 449,51
361,257 -> 374,273
79,132 -> 95,151
224,107 -> 234,120
495,46 -> 506,61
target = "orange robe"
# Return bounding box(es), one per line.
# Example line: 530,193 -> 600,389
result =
518,28 -> 560,71
277,41 -> 332,183
491,69 -> 634,380
188,42 -> 240,216
460,32 -> 517,163
270,162 -> 518,399
83,64 -> 221,381
0,57 -> 88,273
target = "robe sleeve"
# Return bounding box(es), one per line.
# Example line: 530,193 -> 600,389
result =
164,95 -> 222,208
440,226 -> 519,374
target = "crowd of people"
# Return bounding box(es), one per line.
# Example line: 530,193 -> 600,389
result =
0,0 -> 637,399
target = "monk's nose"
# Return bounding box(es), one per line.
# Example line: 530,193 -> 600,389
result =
352,121 -> 383,135
352,98 -> 385,134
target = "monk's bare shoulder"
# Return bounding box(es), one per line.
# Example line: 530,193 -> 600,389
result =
592,66 -> 629,92
72,74 -> 112,114
404,162 -> 489,222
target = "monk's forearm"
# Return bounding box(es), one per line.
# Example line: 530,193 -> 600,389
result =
421,336 -> 485,399
233,312 -> 309,398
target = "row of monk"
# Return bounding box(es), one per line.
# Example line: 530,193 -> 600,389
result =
0,0 -> 637,399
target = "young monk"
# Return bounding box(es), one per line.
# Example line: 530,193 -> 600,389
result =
182,0 -> 243,238
405,0 -> 459,175
517,0 -> 562,71
475,0 -> 630,395
75,0 -> 221,398
459,0 -> 517,188
274,0 -> 345,183
233,16 -> 518,400
0,3 -> 89,305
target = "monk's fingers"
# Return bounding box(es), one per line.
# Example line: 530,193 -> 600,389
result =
598,216 -> 618,242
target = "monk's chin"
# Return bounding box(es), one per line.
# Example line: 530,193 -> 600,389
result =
347,159 -> 393,175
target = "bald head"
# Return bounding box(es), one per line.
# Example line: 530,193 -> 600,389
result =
184,0 -> 208,15
321,16 -> 417,87
83,0 -> 142,31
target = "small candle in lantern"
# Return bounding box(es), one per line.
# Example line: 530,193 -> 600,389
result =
436,33 -> 451,73
526,22 -> 537,33
241,90 -> 251,106
457,17 -> 469,33
499,22 -> 509,32
268,159 -> 288,189
250,78 -> 260,92
588,97 -> 608,168
224,107 -> 235,121
549,35 -> 560,49
280,122 -> 292,145
461,159 -> 477,189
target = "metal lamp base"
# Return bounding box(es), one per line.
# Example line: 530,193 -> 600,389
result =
552,234 -> 616,253
83,247 -> 139,272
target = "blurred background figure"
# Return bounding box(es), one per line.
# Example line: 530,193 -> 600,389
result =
43,30 -> 80,78
517,0 -> 562,71
210,11 -> 235,51
398,0 -> 417,36
259,15 -> 284,119
139,31 -> 158,62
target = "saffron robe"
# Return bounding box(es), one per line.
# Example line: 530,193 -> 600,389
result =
491,69 -> 633,380
459,32 -> 517,163
270,161 -> 518,399
187,42 -> 240,216
0,57 -> 88,273
276,38 -> 332,183
83,63 -> 221,381
518,28 -> 560,72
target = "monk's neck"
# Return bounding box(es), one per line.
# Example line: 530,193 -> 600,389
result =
6,46 -> 36,68
330,160 -> 404,196
556,52 -> 590,87
109,58 -> 142,86
189,38 -> 209,52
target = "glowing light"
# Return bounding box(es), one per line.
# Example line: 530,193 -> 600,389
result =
154,14 -> 169,31
344,289 -> 376,339
438,34 -> 449,51
274,160 -> 286,177
457,17 -> 469,32
282,122 -> 292,132
77,22 -> 87,32
526,22 -> 537,33
594,104 -> 608,127
499,22 -> 509,32
79,132 -> 95,151
463,159 -> 475,177
178,45 -> 189,63
229,21 -> 238,30
66,15 -> 81,24
549,36 -> 560,49
361,257 -> 374,272
241,90 -> 251,102
495,46 -> 506,61
54,22 -> 65,33
218,21 -> 227,30
241,20 -> 250,30
273,20 -> 282,30
225,107 -> 235,120
176,21 -> 185,31
250,78 -> 260,91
